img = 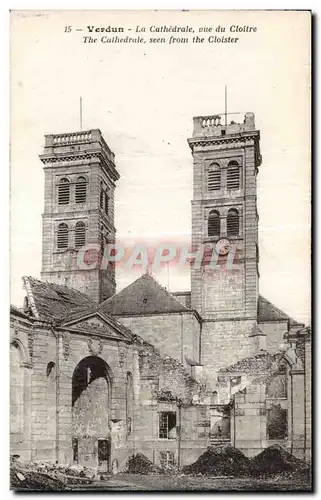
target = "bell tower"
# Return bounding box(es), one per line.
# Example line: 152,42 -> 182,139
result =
40,129 -> 119,303
188,112 -> 261,321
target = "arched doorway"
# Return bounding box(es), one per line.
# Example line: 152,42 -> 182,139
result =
72,356 -> 112,472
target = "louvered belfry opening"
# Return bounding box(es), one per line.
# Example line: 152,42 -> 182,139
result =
75,176 -> 87,203
208,164 -> 221,191
75,221 -> 86,248
100,185 -> 104,209
227,161 -> 240,190
57,223 -> 69,249
227,208 -> 239,236
208,210 -> 220,237
58,178 -> 70,205
104,191 -> 109,215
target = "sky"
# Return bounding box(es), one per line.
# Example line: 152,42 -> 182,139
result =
10,10 -> 311,324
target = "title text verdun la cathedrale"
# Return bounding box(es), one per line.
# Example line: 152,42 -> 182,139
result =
86,25 -> 257,34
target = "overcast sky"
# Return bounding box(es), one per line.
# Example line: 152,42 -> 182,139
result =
10,10 -> 311,324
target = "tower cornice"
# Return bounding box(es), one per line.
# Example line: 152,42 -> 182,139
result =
40,151 -> 120,182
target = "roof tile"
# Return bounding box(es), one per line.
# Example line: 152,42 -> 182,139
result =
100,273 -> 191,316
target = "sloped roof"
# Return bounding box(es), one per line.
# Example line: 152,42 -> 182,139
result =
258,295 -> 301,326
21,276 -> 135,340
22,276 -> 98,322
100,273 -> 191,316
219,352 -> 284,374
10,304 -> 32,320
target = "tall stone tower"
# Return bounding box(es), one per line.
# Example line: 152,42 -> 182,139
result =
40,129 -> 119,303
188,112 -> 262,374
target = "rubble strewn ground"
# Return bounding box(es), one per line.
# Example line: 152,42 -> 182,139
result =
10,445 -> 312,491
10,457 -> 95,491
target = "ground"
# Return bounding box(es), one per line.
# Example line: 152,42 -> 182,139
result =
71,473 -> 312,492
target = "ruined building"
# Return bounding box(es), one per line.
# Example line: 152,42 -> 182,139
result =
10,113 -> 311,471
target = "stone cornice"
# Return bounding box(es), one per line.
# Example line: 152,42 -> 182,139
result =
40,151 -> 120,182
113,308 -> 203,324
41,209 -> 116,233
188,131 -> 260,148
188,133 -> 262,167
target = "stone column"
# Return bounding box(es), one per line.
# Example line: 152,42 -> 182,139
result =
57,333 -> 73,464
290,368 -> 305,459
22,362 -> 33,462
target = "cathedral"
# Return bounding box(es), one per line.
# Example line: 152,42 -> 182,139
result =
10,112 -> 311,472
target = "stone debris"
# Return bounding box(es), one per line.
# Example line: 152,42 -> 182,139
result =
10,457 -> 95,491
182,444 -> 309,479
126,453 -> 161,475
182,445 -> 251,477
249,444 -> 307,476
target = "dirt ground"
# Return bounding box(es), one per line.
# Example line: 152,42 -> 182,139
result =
72,473 -> 312,492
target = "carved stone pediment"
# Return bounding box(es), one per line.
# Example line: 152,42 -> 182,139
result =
75,318 -> 117,336
60,313 -> 129,341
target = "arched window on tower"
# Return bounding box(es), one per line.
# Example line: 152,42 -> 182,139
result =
57,223 -> 69,249
104,191 -> 109,216
75,176 -> 87,204
100,183 -> 104,210
227,161 -> 240,190
227,209 -> 239,236
208,210 -> 220,237
58,178 -> 70,205
75,221 -> 86,248
100,225 -> 105,254
208,163 -> 221,191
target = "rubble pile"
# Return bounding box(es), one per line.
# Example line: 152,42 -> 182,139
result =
10,457 -> 95,491
249,444 -> 306,476
126,453 -> 161,474
182,445 -> 250,477
10,463 -> 66,491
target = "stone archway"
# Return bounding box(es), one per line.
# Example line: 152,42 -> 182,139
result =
71,356 -> 112,472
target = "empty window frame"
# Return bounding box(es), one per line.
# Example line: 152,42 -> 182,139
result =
159,411 -> 177,439
208,210 -> 220,237
72,438 -> 78,464
267,405 -> 287,440
267,373 -> 287,399
160,451 -> 175,467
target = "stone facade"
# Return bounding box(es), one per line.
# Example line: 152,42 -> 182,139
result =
10,296 -> 209,470
10,114 -> 311,471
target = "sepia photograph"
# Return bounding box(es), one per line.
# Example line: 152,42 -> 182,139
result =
9,9 -> 311,491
